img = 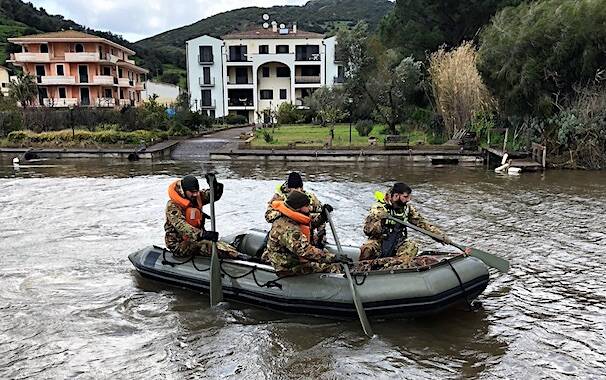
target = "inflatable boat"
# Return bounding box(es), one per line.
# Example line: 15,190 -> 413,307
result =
129,229 -> 490,317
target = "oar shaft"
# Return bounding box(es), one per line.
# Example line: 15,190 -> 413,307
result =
206,173 -> 222,305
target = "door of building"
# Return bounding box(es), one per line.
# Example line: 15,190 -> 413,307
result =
80,87 -> 90,106
78,65 -> 88,83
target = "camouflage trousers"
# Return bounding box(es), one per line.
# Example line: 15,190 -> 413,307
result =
353,255 -> 442,272
357,239 -> 425,271
283,262 -> 342,275
172,239 -> 238,259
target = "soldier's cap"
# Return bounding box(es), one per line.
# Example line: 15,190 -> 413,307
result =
287,171 -> 303,189
181,175 -> 199,192
285,190 -> 310,210
392,182 -> 412,195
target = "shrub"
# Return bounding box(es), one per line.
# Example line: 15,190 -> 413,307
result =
262,130 -> 274,143
225,114 -> 248,125
276,102 -> 302,124
355,119 -> 374,136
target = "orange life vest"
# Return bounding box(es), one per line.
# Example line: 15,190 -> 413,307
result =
168,180 -> 203,228
271,200 -> 311,240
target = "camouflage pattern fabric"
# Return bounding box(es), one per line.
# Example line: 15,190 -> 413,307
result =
262,215 -> 340,274
353,254 -> 443,272
264,185 -> 327,248
164,180 -> 237,259
359,201 -> 444,268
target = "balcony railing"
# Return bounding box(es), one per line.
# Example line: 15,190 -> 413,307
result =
96,98 -> 116,107
40,76 -> 76,85
199,76 -> 215,86
295,75 -> 321,84
92,75 -> 116,85
295,53 -> 321,61
227,78 -> 253,85
11,52 -> 50,62
65,52 -> 100,62
200,99 -> 216,109
228,99 -> 253,107
333,76 -> 345,84
42,98 -> 78,107
134,83 -> 145,91
117,78 -> 132,86
119,99 -> 135,107
227,54 -> 249,62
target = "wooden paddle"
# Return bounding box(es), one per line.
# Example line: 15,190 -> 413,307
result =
386,215 -> 510,273
325,211 -> 373,338
205,172 -> 223,305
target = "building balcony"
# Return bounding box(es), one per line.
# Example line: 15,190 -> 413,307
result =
295,53 -> 321,62
65,52 -> 101,62
96,98 -> 116,107
227,78 -> 253,86
118,78 -> 133,87
40,76 -> 76,85
10,52 -> 50,62
42,98 -> 78,107
199,76 -> 215,87
228,99 -> 253,107
119,99 -> 135,107
295,75 -> 321,84
227,54 -> 251,63
93,75 -> 116,85
200,99 -> 216,109
334,76 -> 345,84
134,83 -> 145,91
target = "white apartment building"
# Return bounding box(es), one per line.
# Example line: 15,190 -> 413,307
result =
186,23 -> 345,123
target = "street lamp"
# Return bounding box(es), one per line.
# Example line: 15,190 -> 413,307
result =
348,97 -> 354,145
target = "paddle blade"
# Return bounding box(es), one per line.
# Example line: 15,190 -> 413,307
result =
468,247 -> 510,273
209,246 -> 222,305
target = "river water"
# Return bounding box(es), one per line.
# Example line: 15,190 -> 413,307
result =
1,157 -> 605,379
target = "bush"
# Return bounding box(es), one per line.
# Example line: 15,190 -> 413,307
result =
276,103 -> 302,124
7,129 -> 168,145
355,119 -> 374,136
224,114 -> 248,125
262,130 -> 274,143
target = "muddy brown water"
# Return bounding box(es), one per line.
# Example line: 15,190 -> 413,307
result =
1,157 -> 605,379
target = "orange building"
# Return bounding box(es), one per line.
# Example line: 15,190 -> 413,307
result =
7,30 -> 148,108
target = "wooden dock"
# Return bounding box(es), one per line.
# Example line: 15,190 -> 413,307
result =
485,145 -> 545,171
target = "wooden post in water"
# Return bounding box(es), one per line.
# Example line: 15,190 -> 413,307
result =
503,128 -> 509,152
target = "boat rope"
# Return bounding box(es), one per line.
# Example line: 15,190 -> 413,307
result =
219,261 -> 292,290
161,248 -> 210,272
447,260 -> 472,311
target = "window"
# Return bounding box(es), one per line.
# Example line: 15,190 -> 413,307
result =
301,66 -> 320,76
58,88 -> 66,98
201,89 -> 212,106
229,45 -> 247,62
262,67 -> 270,78
199,46 -> 213,63
40,44 -> 48,53
276,45 -> 289,54
280,89 -> 287,100
202,67 -> 211,84
260,90 -> 273,100
103,66 -> 111,76
75,44 -> 84,53
104,89 -> 113,98
276,66 -> 290,77
259,45 -> 269,54
56,64 -> 64,76
118,68 -> 123,78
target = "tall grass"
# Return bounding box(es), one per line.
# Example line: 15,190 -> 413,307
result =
428,42 -> 494,138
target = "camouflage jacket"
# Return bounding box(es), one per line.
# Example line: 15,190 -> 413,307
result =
264,184 -> 323,228
263,215 -> 336,272
164,180 -> 210,252
363,201 -> 443,240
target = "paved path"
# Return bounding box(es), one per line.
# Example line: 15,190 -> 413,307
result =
171,126 -> 253,160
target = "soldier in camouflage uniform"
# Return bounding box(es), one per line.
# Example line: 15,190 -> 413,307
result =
265,172 -> 328,249
357,182 -> 450,271
164,175 -> 238,258
262,190 -> 350,275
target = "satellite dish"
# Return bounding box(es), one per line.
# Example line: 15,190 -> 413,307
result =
263,22 -> 269,29
279,23 -> 285,29
262,13 -> 270,21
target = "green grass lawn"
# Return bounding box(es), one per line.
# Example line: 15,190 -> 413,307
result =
252,124 -> 429,148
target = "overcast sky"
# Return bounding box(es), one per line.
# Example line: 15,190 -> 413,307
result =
27,0 -> 309,42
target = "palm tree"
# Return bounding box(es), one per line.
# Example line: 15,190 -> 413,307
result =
8,73 -> 38,108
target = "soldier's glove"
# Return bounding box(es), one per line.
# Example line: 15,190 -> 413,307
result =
213,181 -> 224,201
334,254 -> 353,264
318,204 -> 334,223
199,230 -> 219,242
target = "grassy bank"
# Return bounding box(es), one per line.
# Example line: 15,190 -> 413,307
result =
1,129 -> 170,148
252,124 -> 429,148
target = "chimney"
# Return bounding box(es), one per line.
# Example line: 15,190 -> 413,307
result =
272,22 -> 277,33
293,23 -> 297,34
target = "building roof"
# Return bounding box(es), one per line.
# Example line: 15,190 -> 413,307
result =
8,30 -> 136,55
222,28 -> 324,40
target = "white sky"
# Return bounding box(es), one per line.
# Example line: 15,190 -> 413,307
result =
27,0 -> 308,42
